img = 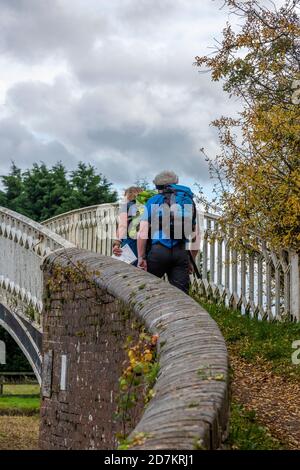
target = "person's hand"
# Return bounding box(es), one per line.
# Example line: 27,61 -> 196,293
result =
138,258 -> 147,271
113,244 -> 123,257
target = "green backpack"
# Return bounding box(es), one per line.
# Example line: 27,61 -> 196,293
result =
127,190 -> 157,239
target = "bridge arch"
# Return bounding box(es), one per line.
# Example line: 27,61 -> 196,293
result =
0,303 -> 42,382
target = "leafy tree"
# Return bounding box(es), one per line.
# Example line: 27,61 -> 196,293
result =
17,162 -> 71,221
0,163 -> 23,214
0,161 -> 118,222
0,190 -> 6,207
62,162 -> 118,212
195,0 -> 300,251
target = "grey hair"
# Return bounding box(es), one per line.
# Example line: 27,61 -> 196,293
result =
153,170 -> 179,186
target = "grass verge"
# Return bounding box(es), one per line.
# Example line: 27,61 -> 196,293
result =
195,296 -> 300,381
226,402 -> 283,450
192,294 -> 300,450
0,384 -> 40,415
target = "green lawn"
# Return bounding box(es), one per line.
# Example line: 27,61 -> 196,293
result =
0,384 -> 40,413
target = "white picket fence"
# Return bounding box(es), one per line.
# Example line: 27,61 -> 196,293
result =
197,213 -> 299,321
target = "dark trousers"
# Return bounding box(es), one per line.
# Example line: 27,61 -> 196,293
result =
147,243 -> 190,294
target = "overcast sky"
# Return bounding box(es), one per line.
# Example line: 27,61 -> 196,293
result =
0,0 -> 241,194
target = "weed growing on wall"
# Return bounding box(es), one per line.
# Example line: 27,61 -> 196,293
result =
44,259 -> 101,308
116,329 -> 159,447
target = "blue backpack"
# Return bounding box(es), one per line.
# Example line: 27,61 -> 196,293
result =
155,184 -> 196,240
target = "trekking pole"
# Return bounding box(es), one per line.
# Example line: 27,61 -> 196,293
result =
188,251 -> 202,279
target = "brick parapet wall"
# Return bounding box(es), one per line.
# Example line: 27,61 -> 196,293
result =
40,247 -> 229,450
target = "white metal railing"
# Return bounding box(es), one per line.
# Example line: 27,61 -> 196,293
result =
43,204 -> 300,321
0,207 -> 74,327
43,204 -> 118,256
196,213 -> 300,321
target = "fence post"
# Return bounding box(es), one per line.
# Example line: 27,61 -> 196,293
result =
290,251 -> 300,321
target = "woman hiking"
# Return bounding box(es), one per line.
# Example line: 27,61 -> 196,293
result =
112,186 -> 156,265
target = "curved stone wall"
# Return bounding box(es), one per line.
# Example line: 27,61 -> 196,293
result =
40,248 -> 229,450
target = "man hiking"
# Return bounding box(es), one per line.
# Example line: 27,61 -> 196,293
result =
137,171 -> 199,293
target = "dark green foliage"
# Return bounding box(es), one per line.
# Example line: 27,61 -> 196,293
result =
0,326 -> 32,372
0,163 -> 22,213
0,161 -> 118,222
22,162 -> 70,221
61,162 -> 117,212
0,190 -> 7,207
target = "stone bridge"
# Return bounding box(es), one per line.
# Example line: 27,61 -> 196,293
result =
0,204 -> 299,449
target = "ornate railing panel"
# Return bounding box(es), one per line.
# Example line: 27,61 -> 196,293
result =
0,207 -> 74,327
43,204 -> 118,256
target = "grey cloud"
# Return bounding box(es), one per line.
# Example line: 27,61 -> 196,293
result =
72,38 -> 209,88
119,0 -> 175,20
0,118 -> 77,174
0,0 -> 226,84
70,1 -> 227,87
5,73 -> 229,186
76,116 -> 212,186
0,0 -> 237,191
0,0 -> 107,62
117,0 -> 226,31
7,78 -> 73,121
